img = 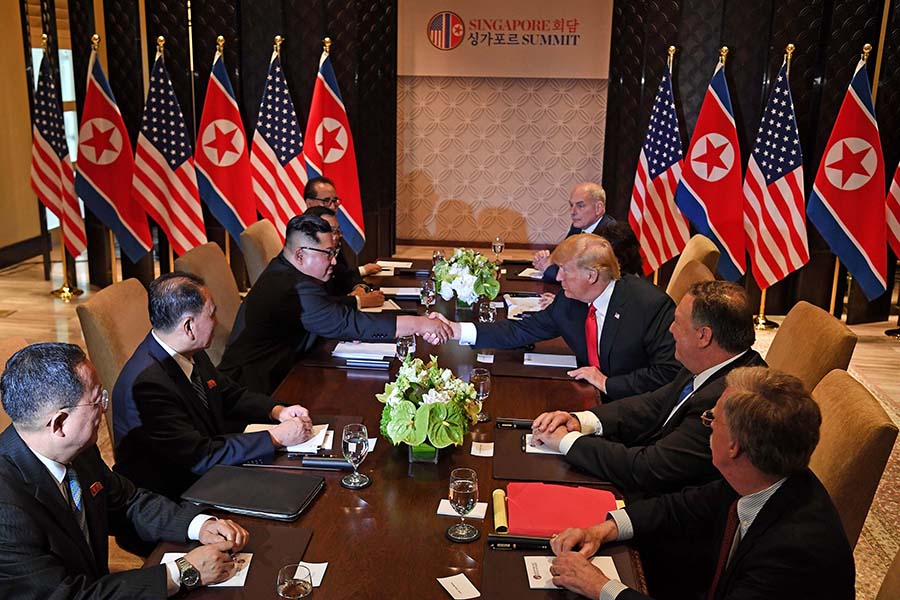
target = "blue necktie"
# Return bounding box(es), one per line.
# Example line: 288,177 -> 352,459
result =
65,466 -> 91,546
677,378 -> 695,403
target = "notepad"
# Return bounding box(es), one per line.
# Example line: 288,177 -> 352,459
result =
360,299 -> 402,313
332,342 -> 396,359
244,423 -> 329,453
524,555 -> 620,589
517,267 -> 544,279
503,294 -> 544,320
380,287 -> 421,297
162,553 -> 253,587
523,353 -> 577,368
377,260 -> 413,268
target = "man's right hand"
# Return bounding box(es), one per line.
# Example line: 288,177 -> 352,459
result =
533,250 -> 551,272
532,411 -> 581,434
550,520 -> 619,558
416,314 -> 453,345
269,418 -> 313,448
183,540 -> 238,585
354,289 -> 385,308
427,312 -> 461,340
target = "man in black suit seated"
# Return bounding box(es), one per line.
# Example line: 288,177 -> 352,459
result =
0,343 -> 248,598
531,280 -> 764,498
113,273 -> 314,499
219,213 -> 452,393
444,234 -> 680,399
547,367 -> 854,600
303,205 -> 385,309
534,182 -> 616,282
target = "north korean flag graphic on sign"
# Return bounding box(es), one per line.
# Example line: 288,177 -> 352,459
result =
807,58 -> 886,300
195,50 -> 255,246
674,59 -> 745,281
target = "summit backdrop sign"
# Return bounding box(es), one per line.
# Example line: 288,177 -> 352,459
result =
399,0 -> 613,79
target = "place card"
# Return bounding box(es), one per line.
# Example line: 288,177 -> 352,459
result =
161,553 -> 252,587
376,260 -> 413,268
476,353 -> 494,364
471,442 -> 494,457
437,573 -> 481,599
523,555 -> 619,589
437,498 -> 488,519
296,561 -> 328,587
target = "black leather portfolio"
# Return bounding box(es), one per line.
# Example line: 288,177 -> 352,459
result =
181,465 -> 324,521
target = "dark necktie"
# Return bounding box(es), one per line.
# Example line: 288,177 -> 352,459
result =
65,466 -> 90,545
190,367 -> 210,410
708,499 -> 740,599
678,378 -> 695,403
585,305 -> 601,369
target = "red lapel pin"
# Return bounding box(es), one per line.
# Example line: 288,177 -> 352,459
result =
89,482 -> 103,497
206,379 -> 217,390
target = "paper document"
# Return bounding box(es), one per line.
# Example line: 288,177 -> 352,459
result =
471,442 -> 494,457
332,342 -> 396,359
523,353 -> 577,368
360,299 -> 402,313
523,434 -> 564,455
517,267 -> 544,279
503,294 -> 545,320
162,553 -> 252,587
244,423 -> 329,453
377,260 -> 413,268
437,573 -> 481,599
380,286 -> 421,297
523,555 -> 619,589
296,561 -> 328,587
437,498 -> 488,519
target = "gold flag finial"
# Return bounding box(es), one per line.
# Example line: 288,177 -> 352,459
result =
217,35 -> 225,53
323,37 -> 332,54
156,36 -> 165,58
41,33 -> 49,52
667,45 -> 676,71
274,35 -> 283,56
862,43 -> 872,61
785,43 -> 795,74
91,34 -> 100,51
719,46 -> 729,65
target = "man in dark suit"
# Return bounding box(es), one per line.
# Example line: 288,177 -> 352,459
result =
534,182 -> 616,282
445,234 -> 680,399
531,280 -> 764,498
548,367 -> 854,600
219,213 -> 452,393
0,342 -> 247,598
113,273 -> 314,499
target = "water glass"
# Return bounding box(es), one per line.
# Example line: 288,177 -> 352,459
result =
491,236 -> 505,264
341,423 -> 371,489
396,335 -> 416,360
420,279 -> 437,313
446,468 -> 480,542
477,301 -> 496,324
432,249 -> 446,267
470,368 -> 491,423
277,564 -> 313,598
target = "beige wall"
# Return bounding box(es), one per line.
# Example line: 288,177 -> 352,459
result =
0,1 -> 41,249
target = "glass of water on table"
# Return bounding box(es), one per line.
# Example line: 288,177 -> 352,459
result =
277,564 -> 313,598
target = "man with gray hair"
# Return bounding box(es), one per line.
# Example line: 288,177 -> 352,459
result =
1,343 -> 247,598
548,367 -> 854,599
113,272 -> 314,499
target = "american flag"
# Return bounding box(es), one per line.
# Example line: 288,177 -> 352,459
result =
30,53 -> 87,258
887,161 -> 900,258
742,61 -> 809,289
250,51 -> 307,242
132,52 -> 207,256
629,65 -> 690,274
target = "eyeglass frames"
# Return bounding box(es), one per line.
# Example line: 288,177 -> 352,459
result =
300,246 -> 340,259
700,409 -> 715,428
67,389 -> 109,411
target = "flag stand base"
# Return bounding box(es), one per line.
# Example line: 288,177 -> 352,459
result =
753,314 -> 778,330
884,328 -> 900,340
51,286 -> 84,303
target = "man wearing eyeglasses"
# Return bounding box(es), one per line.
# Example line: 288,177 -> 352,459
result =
304,176 -> 381,277
219,213 -> 452,393
0,342 -> 248,598
547,367 -> 854,600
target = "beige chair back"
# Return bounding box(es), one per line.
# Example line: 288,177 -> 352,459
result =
76,278 -> 151,441
765,301 -> 857,393
810,370 -> 898,548
670,234 -> 720,284
174,242 -> 241,365
665,259 -> 715,305
241,219 -> 282,285
0,337 -> 29,431
876,547 -> 900,600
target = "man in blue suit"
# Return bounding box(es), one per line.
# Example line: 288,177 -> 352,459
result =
113,272 -> 313,499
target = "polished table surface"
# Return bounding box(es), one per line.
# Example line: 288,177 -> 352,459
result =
149,265 -> 647,599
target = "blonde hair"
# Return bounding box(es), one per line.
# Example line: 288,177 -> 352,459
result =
550,233 -> 621,281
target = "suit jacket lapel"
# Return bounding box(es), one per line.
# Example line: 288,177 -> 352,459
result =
194,352 -> 226,432
72,452 -> 106,573
146,335 -> 218,433
598,279 -> 627,370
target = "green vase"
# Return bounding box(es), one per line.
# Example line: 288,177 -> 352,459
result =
408,441 -> 439,464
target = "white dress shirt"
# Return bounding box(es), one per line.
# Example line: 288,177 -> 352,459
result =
581,216 -> 605,234
152,331 -> 194,379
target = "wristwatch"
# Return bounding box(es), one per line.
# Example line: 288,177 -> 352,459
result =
175,557 -> 201,590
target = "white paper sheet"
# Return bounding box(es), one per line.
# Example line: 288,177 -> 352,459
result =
523,353 -> 577,368
471,442 -> 494,457
331,342 -> 396,359
476,353 -> 495,364
380,286 -> 422,297
376,260 -> 413,268
523,555 -> 620,589
245,423 -> 330,453
503,294 -> 545,320
517,267 -> 544,279
437,498 -> 488,519
437,573 -> 481,599
296,561 -> 328,587
359,299 -> 402,313
523,434 -> 564,455
368,437 -> 378,452
161,553 -> 252,587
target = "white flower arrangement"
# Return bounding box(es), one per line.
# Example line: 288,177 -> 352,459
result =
433,248 -> 501,305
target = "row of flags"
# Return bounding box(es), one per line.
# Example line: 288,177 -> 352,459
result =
30,36 -> 365,268
630,48 -> 900,301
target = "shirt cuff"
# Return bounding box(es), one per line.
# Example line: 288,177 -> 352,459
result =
165,562 -> 181,596
459,322 -> 478,345
573,411 -> 603,436
559,431 -> 585,455
187,514 -> 215,540
608,509 -> 633,541
354,295 -> 362,309
600,579 -> 631,600
358,266 -> 367,275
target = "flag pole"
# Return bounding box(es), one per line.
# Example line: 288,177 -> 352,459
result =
214,34 -> 233,267
828,43 -> 871,316
755,43 -> 796,330
652,45 -> 676,289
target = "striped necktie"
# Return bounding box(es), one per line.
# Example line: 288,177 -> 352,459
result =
65,466 -> 90,544
190,367 -> 210,410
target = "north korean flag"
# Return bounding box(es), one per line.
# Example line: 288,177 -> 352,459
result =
674,60 -> 745,281
304,47 -> 365,253
74,50 -> 152,262
195,50 -> 256,246
807,58 -> 886,300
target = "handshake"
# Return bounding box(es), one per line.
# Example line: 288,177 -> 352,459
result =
399,313 -> 462,346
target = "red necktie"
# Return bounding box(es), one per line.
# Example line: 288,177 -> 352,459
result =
585,305 -> 601,369
708,499 -> 739,600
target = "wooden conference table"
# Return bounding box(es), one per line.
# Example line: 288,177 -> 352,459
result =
148,261 -> 647,599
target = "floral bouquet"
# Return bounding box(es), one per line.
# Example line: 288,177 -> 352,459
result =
377,356 -> 480,449
433,248 -> 501,305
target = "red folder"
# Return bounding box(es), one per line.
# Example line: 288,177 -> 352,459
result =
506,482 -> 617,537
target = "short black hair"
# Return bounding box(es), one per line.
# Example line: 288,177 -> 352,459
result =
1,342 -> 87,430
304,176 -> 336,199
688,280 -> 755,353
285,213 -> 333,248
596,222 -> 642,276
148,271 -> 207,332
302,206 -> 337,219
